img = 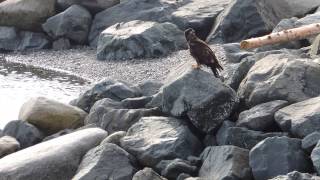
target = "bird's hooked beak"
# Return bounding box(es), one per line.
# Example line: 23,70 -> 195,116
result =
184,28 -> 196,41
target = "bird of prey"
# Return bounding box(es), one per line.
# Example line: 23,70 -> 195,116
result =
184,28 -> 223,77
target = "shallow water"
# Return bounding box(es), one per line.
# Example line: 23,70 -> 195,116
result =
0,55 -> 90,128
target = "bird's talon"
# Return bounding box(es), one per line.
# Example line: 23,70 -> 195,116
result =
192,64 -> 200,69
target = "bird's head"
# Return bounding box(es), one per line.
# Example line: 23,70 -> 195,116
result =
184,28 -> 197,41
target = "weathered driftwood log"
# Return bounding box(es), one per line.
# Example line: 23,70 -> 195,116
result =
240,23 -> 320,49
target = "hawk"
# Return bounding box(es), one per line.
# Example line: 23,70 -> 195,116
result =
184,28 -> 223,77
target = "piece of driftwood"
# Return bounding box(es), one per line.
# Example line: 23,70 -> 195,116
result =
240,23 -> 320,49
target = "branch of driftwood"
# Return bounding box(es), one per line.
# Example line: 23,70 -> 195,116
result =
240,23 -> 320,49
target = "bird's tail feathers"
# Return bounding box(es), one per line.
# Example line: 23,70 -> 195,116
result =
216,63 -> 223,71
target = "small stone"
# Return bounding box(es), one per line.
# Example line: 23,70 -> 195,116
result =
0,136 -> 20,158
132,168 -> 166,180
100,131 -> 126,146
302,132 -> 320,153
159,159 -> 198,179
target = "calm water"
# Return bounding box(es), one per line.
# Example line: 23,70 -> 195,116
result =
0,56 -> 90,128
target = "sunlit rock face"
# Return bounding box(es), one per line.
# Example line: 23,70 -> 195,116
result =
72,143 -> 138,180
250,137 -> 312,180
199,146 -> 252,180
42,5 -> 92,44
236,100 -> 289,131
0,0 -> 56,31
132,168 -> 166,180
161,62 -> 238,133
0,136 -> 20,158
97,20 -> 187,60
0,128 -> 108,180
275,96 -> 320,138
19,97 -> 88,135
120,116 -> 202,168
238,54 -> 320,107
171,0 -> 231,40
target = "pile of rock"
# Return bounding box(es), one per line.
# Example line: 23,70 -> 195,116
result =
1,0 -> 320,179
1,43 -> 320,179
1,0 -> 320,60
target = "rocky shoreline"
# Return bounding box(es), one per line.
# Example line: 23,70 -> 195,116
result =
1,0 -> 320,179
3,45 -> 227,84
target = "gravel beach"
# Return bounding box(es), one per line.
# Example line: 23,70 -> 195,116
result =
2,45 -> 226,84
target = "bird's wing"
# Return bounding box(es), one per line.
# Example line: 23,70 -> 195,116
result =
198,41 -> 223,68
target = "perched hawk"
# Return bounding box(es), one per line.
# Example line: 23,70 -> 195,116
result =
184,28 -> 223,77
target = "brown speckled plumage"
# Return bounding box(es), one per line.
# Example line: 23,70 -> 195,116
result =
184,28 -> 223,77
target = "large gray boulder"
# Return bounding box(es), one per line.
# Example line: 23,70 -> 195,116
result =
171,0 -> 231,40
270,171 -> 320,180
275,96 -> 320,138
42,5 -> 92,44
249,137 -> 312,180
0,0 -> 55,31
216,125 -> 287,150
236,100 -> 289,131
199,146 -> 253,180
89,0 -> 176,46
0,136 -> 20,158
72,79 -> 141,112
0,128 -> 107,180
133,168 -> 167,180
19,97 -> 88,135
161,62 -> 238,133
85,98 -> 161,133
97,20 -> 187,60
0,26 -> 50,51
207,0 -> 271,44
72,143 -> 138,180
207,0 -> 320,44
57,0 -> 119,14
3,120 -> 44,149
238,54 -> 320,107
120,116 -> 202,168
256,0 -> 320,23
